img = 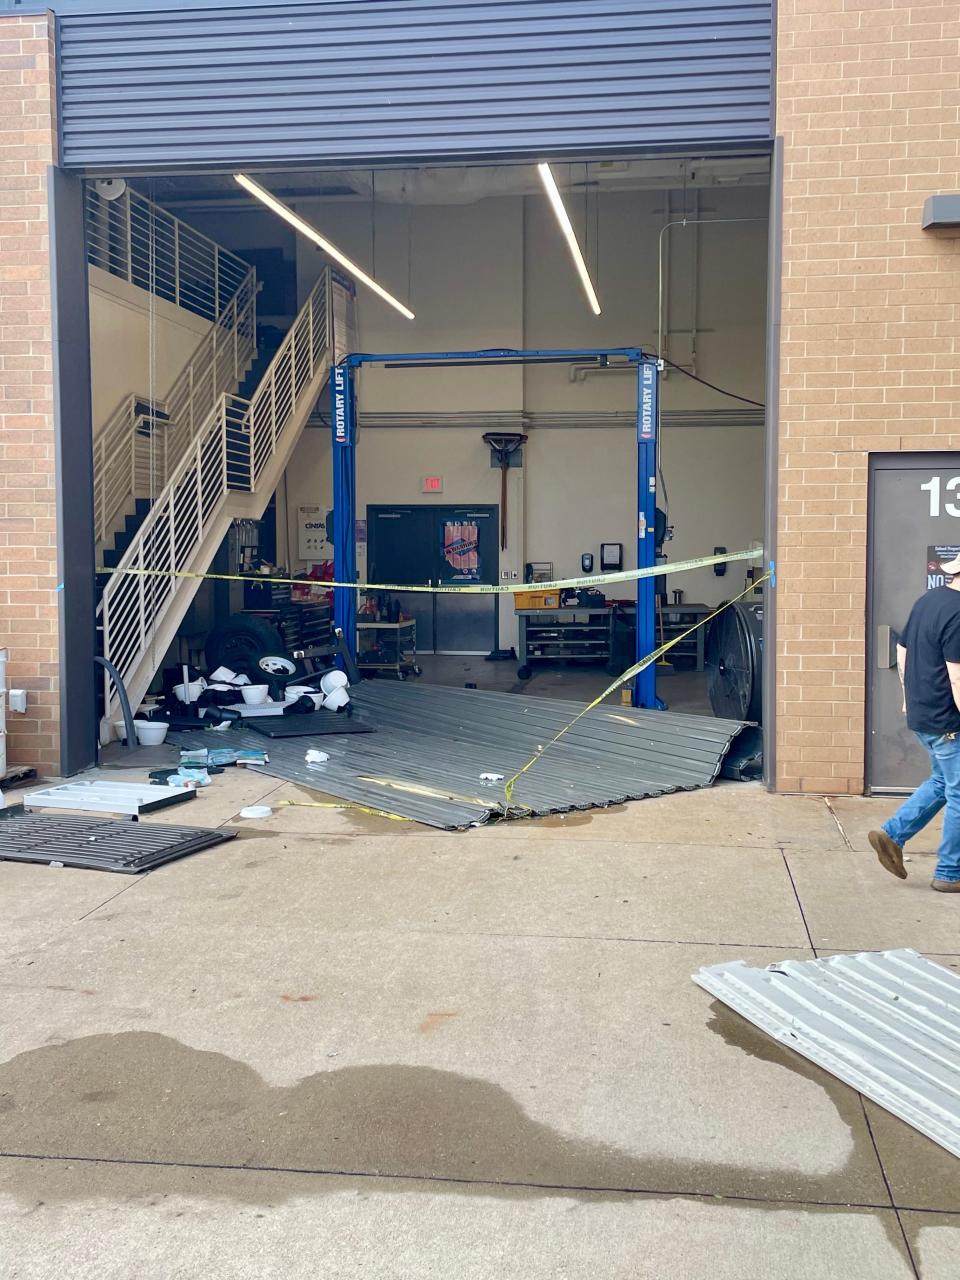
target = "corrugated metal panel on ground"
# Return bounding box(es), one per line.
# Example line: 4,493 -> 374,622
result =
56,0 -> 773,170
694,950 -> 960,1159
174,682 -> 747,829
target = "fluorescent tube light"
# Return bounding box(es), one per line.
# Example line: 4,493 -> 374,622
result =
234,172 -> 415,320
537,162 -> 601,316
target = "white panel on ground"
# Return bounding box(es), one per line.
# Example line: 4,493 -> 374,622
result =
693,949 -> 960,1158
24,781 -> 195,817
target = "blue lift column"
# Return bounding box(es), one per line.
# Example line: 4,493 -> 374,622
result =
331,361 -> 358,653
635,356 -> 661,709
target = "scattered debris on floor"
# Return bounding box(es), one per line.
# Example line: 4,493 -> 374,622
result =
23,780 -> 196,817
694,948 -> 960,1158
0,812 -> 233,872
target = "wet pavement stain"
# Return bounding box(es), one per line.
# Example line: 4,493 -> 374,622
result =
417,1011 -> 459,1033
533,808 -> 627,831
0,1028 -> 900,1227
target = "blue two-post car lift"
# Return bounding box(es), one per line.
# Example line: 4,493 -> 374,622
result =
330,347 -> 663,709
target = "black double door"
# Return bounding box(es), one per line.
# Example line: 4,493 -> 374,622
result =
367,505 -> 498,654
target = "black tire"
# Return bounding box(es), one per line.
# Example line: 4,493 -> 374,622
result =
204,615 -> 306,682
517,665 -> 532,681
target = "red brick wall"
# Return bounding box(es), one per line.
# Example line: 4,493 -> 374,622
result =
775,0 -> 960,793
0,14 -> 60,775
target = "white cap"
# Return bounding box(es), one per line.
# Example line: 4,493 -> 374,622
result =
941,555 -> 960,575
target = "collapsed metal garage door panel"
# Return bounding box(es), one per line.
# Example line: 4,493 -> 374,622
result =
694,949 -> 960,1159
176,683 -> 748,828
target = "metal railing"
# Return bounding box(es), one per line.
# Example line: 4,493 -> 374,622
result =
86,184 -> 251,323
99,271 -> 333,721
93,268 -> 257,552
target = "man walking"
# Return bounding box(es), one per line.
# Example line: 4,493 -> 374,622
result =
869,554 -> 960,892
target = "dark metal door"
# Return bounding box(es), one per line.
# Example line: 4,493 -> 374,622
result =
868,453 -> 960,791
367,504 -> 497,655
367,507 -> 436,653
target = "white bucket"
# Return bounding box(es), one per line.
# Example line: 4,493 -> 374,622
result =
241,684 -> 270,705
320,669 -> 349,696
133,720 -> 169,746
323,686 -> 350,711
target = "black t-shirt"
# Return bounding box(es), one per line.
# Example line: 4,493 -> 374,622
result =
902,586 -> 960,734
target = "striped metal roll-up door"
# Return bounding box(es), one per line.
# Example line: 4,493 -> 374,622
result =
57,0 -> 773,172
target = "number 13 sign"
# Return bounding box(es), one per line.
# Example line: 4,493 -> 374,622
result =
921,476 -> 960,518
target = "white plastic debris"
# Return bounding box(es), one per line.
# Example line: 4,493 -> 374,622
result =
305,749 -> 330,766
479,772 -> 505,786
239,805 -> 273,819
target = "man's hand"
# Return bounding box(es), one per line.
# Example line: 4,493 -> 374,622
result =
897,643 -> 908,715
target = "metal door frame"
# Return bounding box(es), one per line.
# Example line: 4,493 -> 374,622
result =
331,347 -> 663,709
866,451 -> 960,793
367,502 -> 499,655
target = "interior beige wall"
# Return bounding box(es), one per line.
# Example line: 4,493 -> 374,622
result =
281,180 -> 767,634
523,424 -> 763,607
295,195 -> 525,411
88,265 -> 211,429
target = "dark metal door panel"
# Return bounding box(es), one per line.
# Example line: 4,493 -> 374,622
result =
366,506 -> 435,653
435,507 -> 498,654
868,454 -> 960,792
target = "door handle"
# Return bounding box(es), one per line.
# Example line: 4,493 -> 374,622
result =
876,624 -> 898,669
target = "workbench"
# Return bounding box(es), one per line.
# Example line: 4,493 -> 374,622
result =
516,606 -> 619,679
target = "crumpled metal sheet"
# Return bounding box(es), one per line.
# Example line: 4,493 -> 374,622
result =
694,949 -> 960,1159
176,682 -> 747,829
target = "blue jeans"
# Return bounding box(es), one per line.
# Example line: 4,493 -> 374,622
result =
883,731 -> 960,883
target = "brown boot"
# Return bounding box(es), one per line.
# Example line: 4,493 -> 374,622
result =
868,830 -> 907,880
931,879 -> 960,893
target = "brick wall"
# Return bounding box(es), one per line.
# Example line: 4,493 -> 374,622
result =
775,0 -> 960,793
0,14 -> 60,775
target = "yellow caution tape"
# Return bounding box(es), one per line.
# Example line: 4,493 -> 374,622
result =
503,574 -> 771,807
103,546 -> 763,596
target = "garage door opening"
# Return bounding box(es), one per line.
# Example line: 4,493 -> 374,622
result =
87,152 -> 771,794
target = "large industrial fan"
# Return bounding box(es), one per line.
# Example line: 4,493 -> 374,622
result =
705,602 -> 763,723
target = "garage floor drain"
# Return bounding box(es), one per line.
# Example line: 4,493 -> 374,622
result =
0,813 -> 234,873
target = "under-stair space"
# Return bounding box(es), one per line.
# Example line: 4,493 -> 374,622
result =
97,269 -> 344,733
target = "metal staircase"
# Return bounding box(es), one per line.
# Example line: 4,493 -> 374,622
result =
98,270 -> 339,727
87,185 -> 258,563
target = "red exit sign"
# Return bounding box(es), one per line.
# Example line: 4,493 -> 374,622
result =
421,475 -> 443,493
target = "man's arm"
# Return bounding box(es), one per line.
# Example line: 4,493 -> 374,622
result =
897,643 -> 907,714
947,661 -> 960,715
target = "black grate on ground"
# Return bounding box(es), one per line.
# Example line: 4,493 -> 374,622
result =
0,813 -> 233,873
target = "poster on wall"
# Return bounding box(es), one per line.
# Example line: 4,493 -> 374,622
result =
442,520 -> 480,582
298,505 -> 329,561
926,545 -> 960,589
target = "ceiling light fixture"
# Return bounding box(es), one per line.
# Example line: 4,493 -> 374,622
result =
234,172 -> 415,320
537,162 -> 601,315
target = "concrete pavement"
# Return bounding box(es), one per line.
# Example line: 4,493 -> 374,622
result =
0,779 -> 957,1278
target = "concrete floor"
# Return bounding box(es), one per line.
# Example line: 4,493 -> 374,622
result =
1,775 -> 958,1278
411,652 -> 713,715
